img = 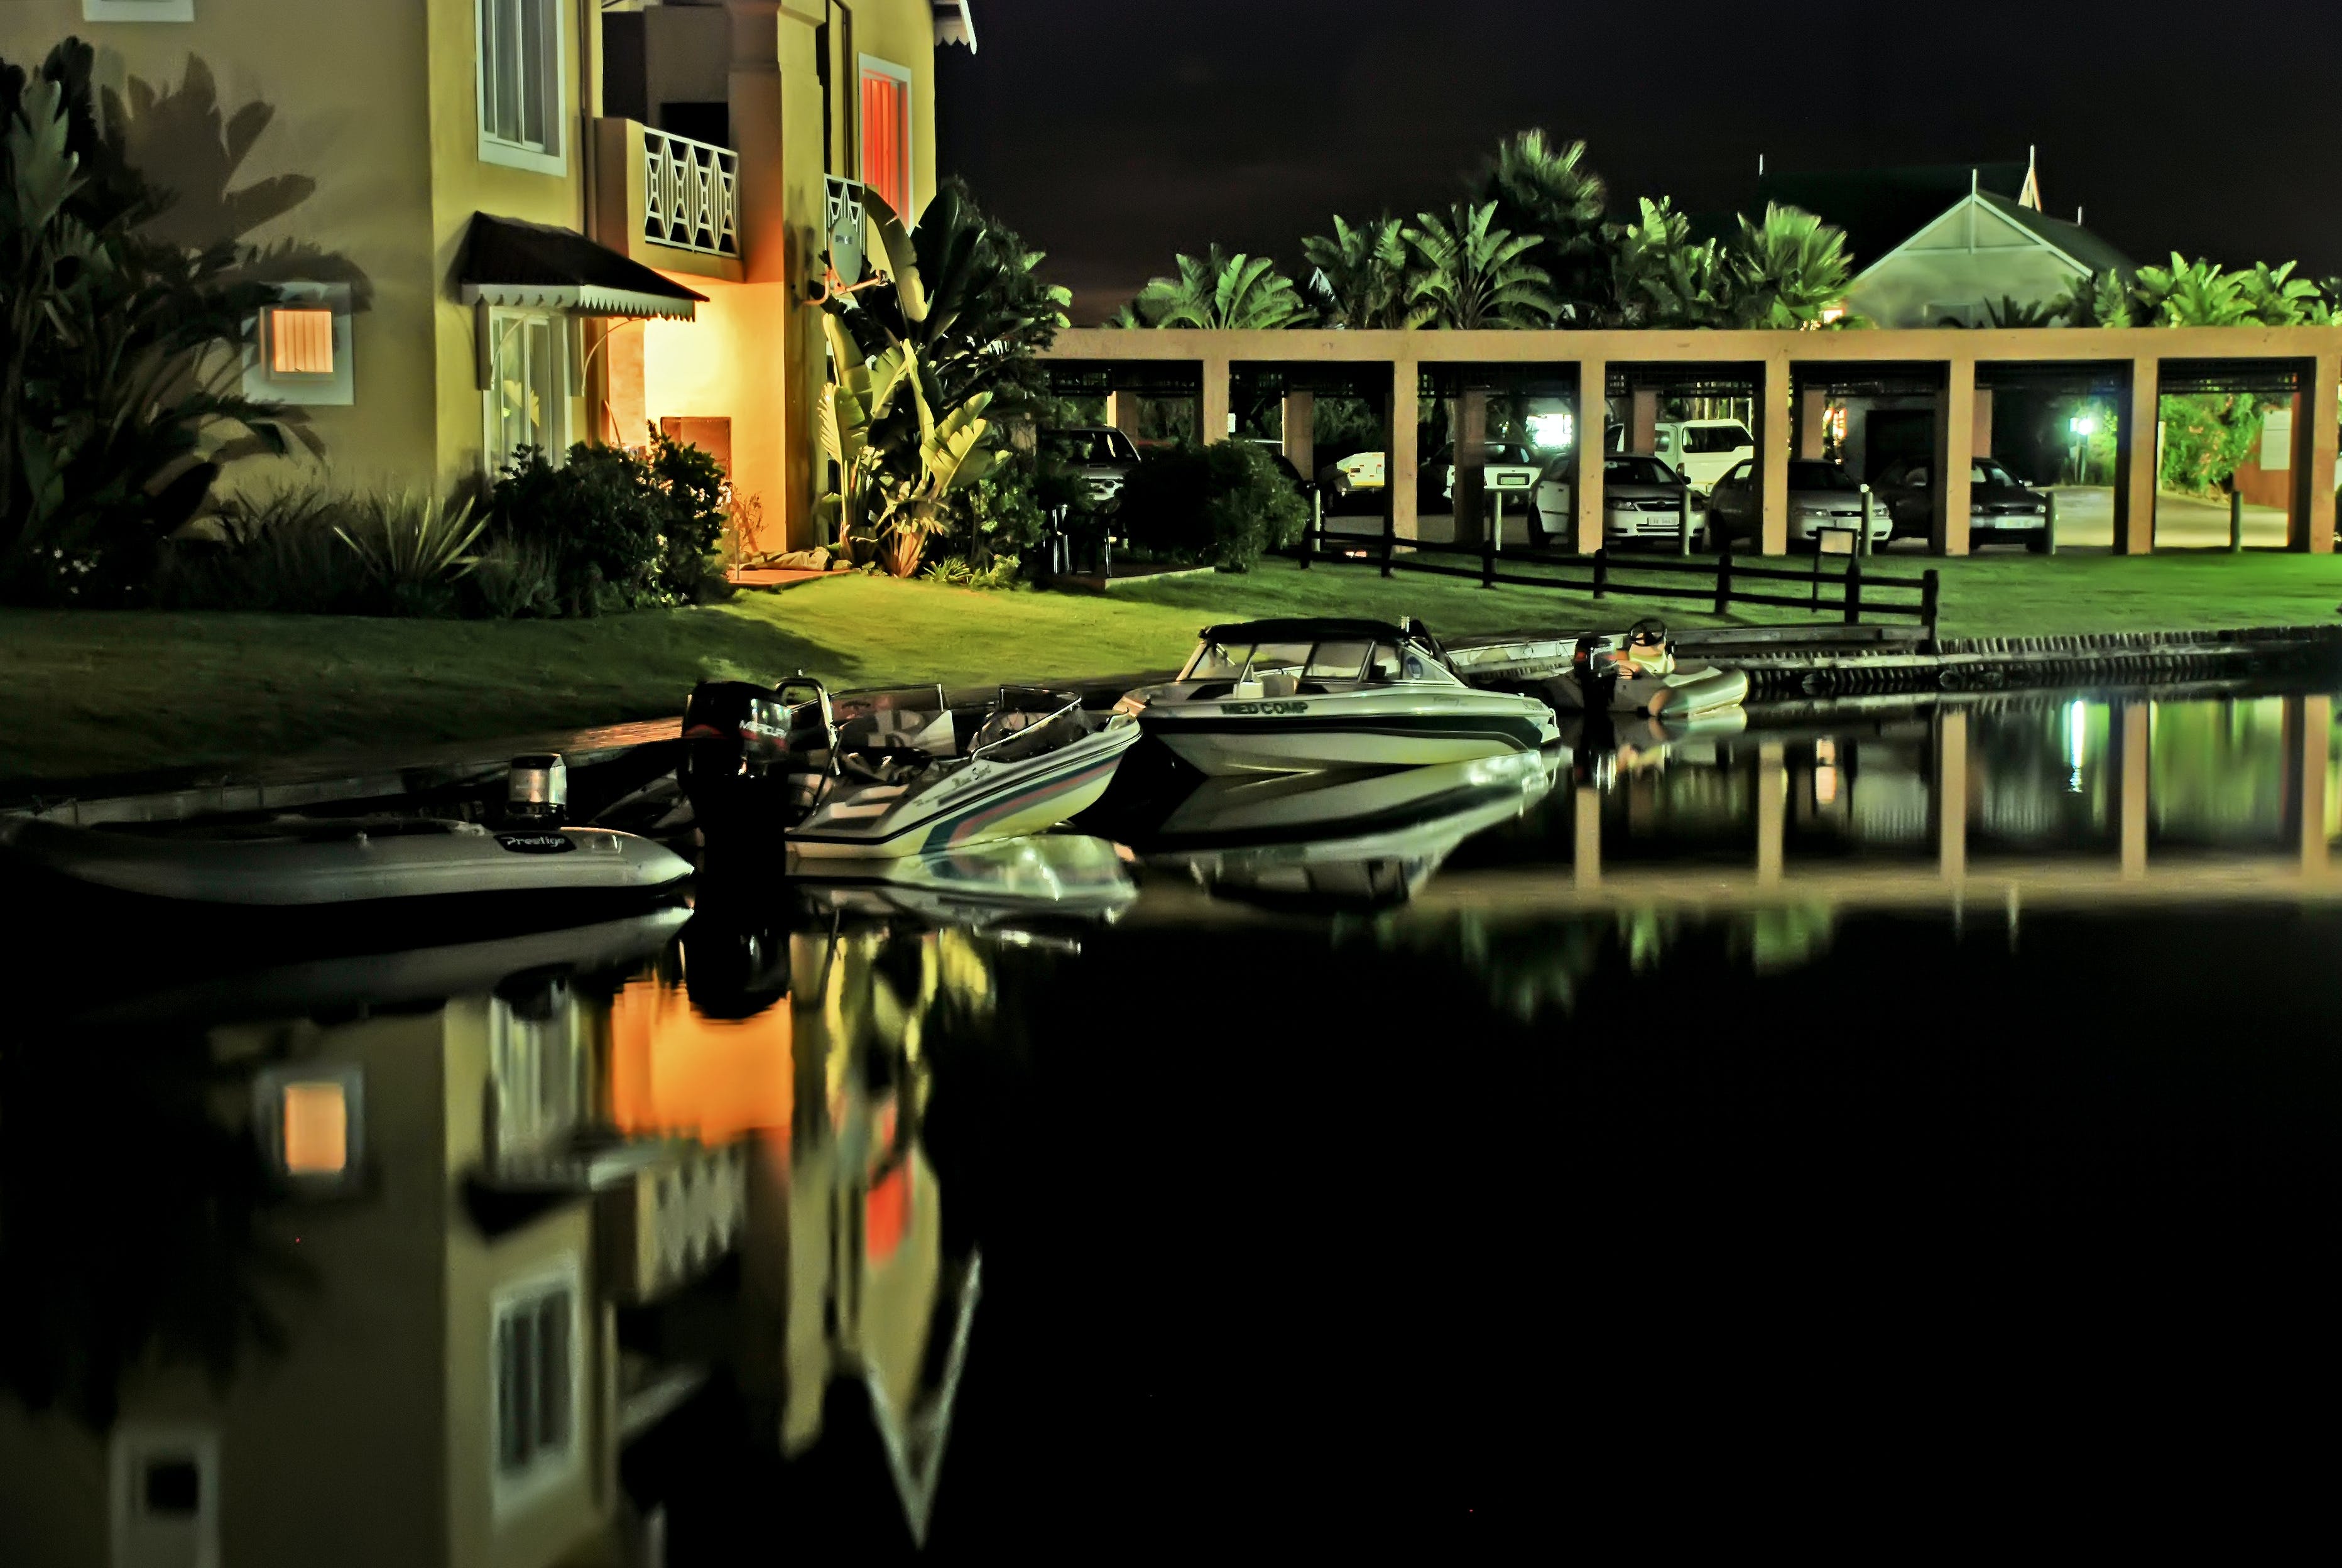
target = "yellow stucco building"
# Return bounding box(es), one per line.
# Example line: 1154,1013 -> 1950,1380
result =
0,0 -> 965,550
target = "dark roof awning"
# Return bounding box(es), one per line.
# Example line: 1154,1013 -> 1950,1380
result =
457,212 -> 705,321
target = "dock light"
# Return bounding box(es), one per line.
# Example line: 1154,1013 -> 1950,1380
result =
2070,415 -> 2098,436
1528,411 -> 1575,450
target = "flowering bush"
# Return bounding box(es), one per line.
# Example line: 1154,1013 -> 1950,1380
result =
485,432 -> 731,615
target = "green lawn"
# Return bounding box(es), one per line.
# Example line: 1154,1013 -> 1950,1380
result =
8,550 -> 2342,790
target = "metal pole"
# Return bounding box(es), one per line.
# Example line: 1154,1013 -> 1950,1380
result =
2044,490 -> 2059,556
1859,490 -> 1875,557
1679,487 -> 1693,556
1301,487 -> 1318,569
2230,487 -> 2245,553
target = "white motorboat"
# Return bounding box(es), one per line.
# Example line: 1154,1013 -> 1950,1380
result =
0,812 -> 692,906
1114,618 -> 1562,776
787,834 -> 1138,927
682,678 -> 1140,859
1555,619 -> 1750,719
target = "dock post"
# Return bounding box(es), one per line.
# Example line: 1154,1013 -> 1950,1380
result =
1593,546 -> 1609,601
1844,553 -> 1863,625
1921,569 -> 1942,647
1714,543 -> 1733,617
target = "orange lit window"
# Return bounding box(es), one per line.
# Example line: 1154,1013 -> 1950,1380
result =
281,1082 -> 349,1175
859,62 -> 910,217
268,307 -> 335,375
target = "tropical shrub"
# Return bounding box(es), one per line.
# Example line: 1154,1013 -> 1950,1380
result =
486,433 -> 731,615
154,490 -> 373,612
1303,214 -> 1412,329
1478,130 -> 1609,322
1404,204 -> 1559,329
0,40 -> 351,606
939,445 -> 1079,572
1116,440 -> 1307,572
1111,245 -> 1314,329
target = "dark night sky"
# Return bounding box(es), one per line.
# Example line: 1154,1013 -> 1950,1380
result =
935,0 -> 2342,323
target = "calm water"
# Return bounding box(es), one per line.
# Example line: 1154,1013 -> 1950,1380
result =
6,683 -> 2341,1559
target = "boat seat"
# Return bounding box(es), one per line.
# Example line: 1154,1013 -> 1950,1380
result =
1259,671 -> 1302,698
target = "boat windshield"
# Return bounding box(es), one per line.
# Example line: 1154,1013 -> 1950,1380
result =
1180,640 -> 1314,681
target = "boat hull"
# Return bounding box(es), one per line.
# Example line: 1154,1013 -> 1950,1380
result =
1141,699 -> 1556,776
0,817 -> 694,906
785,723 -> 1139,859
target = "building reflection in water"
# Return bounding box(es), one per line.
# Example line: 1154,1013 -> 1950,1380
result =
0,883 -> 999,1565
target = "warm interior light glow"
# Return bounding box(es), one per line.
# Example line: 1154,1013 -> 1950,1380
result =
281,1082 -> 349,1175
1819,305 -> 1846,324
1815,765 -> 1839,805
1528,411 -> 1574,449
609,974 -> 794,1145
269,307 -> 335,375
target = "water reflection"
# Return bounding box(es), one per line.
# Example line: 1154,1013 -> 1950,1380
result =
7,683 -> 2342,1557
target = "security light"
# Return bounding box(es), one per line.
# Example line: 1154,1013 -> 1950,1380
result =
1528,411 -> 1574,449
2069,415 -> 2098,436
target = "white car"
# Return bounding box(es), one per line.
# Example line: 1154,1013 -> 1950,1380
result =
1533,454 -> 1707,545
1652,420 -> 1755,494
1427,442 -> 1542,503
1316,450 -> 1386,505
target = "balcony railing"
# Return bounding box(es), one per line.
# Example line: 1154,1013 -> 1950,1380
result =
642,126 -> 739,258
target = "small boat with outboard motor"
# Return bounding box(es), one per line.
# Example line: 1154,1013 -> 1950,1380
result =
681,677 -> 1140,858
1544,618 -> 1749,719
1114,618 -> 1562,776
0,754 -> 695,908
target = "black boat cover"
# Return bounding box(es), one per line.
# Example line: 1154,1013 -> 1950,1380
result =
1196,618 -> 1409,643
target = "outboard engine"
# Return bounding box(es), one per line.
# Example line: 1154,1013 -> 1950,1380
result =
505,753 -> 568,823
680,677 -> 837,838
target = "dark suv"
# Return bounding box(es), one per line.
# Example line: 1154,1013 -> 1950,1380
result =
1042,426 -> 1143,508
1871,455 -> 2051,551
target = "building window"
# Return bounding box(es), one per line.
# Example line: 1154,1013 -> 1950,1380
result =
493,1266 -> 581,1513
487,308 -> 569,472
477,0 -> 565,175
84,1 -> 197,19
110,1425 -> 220,1568
244,283 -> 354,406
253,1064 -> 365,1190
858,57 -> 912,218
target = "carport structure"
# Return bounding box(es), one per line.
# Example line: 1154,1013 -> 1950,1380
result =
1040,328 -> 2342,556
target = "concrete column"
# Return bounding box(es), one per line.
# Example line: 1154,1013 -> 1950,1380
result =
1107,389 -> 1142,438
1282,389 -> 1315,479
2288,694 -> 2331,871
1201,357 -> 1231,447
2289,351 -> 2339,552
1936,709 -> 1968,881
1756,742 -> 1786,885
2116,702 -> 2150,877
1931,359 -> 1975,556
1452,387 -> 1488,547
1757,355 -> 1791,555
1796,387 -> 1828,460
1630,387 -> 1658,454
1387,358 -> 1419,542
1973,385 -> 1995,459
1573,359 -> 1608,553
2113,356 -> 2159,555
1573,786 -> 1603,888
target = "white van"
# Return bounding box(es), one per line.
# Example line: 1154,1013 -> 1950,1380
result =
1652,420 -> 1755,494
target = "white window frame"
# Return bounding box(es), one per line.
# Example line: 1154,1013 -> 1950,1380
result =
84,1 -> 196,19
488,989 -> 585,1163
242,282 -> 356,408
856,54 -> 914,220
475,0 -> 567,177
482,306 -> 572,476
490,1260 -> 585,1518
110,1424 -> 221,1568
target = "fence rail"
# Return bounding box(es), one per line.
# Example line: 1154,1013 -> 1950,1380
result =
1297,514 -> 1939,641
643,127 -> 739,258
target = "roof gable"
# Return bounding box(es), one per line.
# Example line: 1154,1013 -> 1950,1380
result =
1756,163 -> 2028,270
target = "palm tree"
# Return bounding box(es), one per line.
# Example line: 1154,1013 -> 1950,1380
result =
1301,214 -> 1411,329
1726,204 -> 1853,328
1478,129 -> 1609,322
1113,245 -> 1314,329
1605,197 -> 1732,329
1403,203 -> 1559,329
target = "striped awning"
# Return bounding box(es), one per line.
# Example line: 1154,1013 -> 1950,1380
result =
457,212 -> 705,322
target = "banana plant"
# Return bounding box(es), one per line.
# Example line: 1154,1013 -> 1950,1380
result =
820,313 -> 996,577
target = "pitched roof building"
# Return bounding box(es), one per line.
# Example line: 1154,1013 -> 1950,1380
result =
1760,153 -> 2135,327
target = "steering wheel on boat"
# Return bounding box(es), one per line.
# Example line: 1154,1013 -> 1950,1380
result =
1625,617 -> 1671,652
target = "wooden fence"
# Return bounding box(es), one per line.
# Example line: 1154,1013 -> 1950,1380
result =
1294,513 -> 1939,643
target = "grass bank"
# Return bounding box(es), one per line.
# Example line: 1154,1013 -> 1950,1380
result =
7,550 -> 2341,788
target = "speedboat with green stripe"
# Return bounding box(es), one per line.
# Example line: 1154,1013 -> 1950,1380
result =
1114,618 -> 1561,777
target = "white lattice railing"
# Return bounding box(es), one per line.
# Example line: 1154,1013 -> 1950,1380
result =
642,126 -> 739,258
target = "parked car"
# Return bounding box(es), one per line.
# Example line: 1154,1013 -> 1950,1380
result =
1423,441 -> 1543,507
1316,449 -> 1385,508
1042,426 -> 1141,508
1704,458 -> 1891,550
1652,419 -> 1755,494
1534,454 -> 1709,547
1870,455 -> 2051,551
